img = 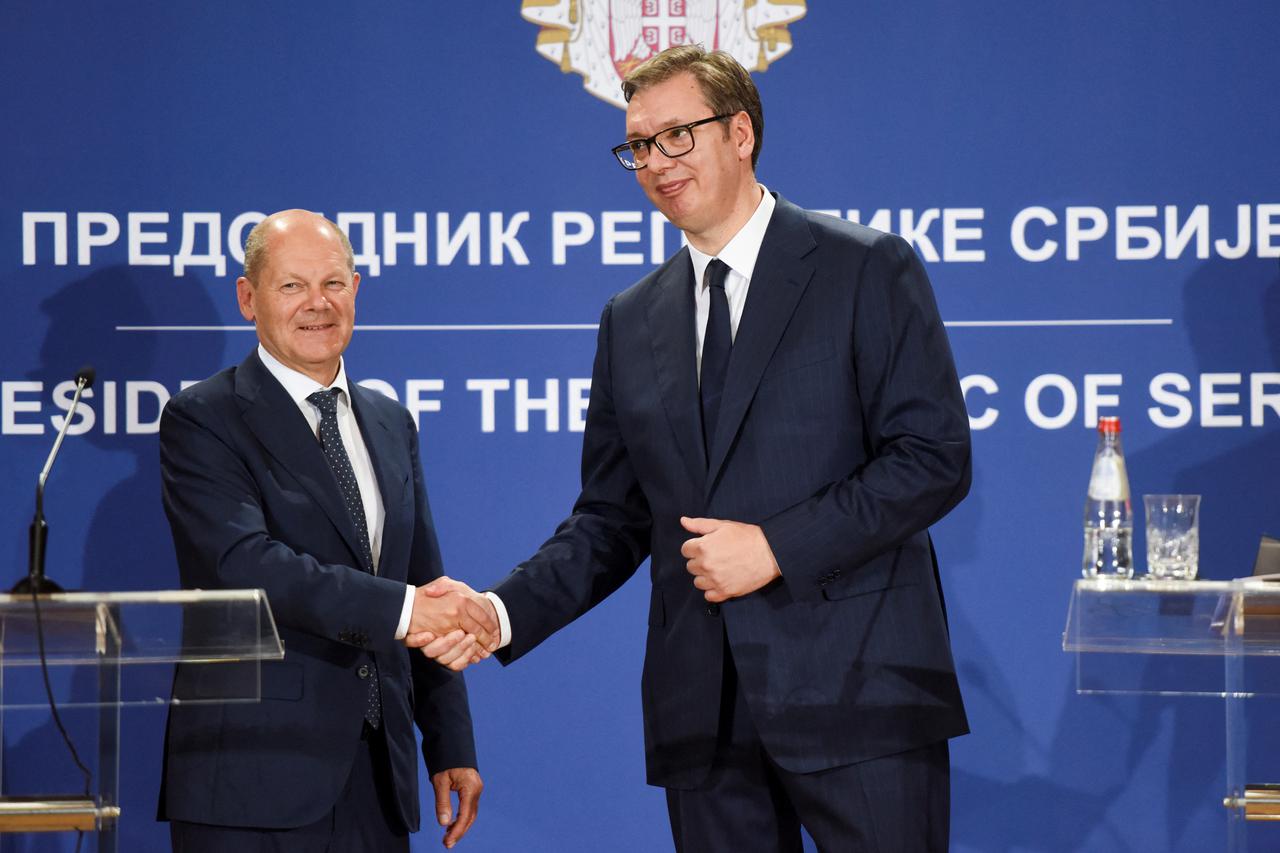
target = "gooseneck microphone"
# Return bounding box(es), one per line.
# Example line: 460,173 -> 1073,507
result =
12,366 -> 97,811
12,365 -> 96,594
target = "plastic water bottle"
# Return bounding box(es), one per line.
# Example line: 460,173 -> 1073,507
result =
1082,416 -> 1133,578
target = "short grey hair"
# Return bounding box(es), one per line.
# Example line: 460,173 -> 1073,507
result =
242,210 -> 355,282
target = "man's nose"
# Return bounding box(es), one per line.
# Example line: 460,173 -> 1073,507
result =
645,146 -> 677,173
303,287 -> 330,310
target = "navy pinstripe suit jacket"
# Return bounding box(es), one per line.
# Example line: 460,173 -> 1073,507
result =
493,194 -> 971,789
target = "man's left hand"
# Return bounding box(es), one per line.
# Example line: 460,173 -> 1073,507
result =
431,766 -> 483,849
680,516 -> 781,602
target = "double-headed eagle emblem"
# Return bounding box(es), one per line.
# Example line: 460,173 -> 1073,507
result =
522,1 -> 807,108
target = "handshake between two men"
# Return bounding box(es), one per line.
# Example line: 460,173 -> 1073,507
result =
403,579 -> 500,671
402,516 -> 784,672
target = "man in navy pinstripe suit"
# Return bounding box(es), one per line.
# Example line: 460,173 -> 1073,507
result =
424,45 -> 971,851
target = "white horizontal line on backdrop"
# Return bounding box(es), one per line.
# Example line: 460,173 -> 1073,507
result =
945,318 -> 1173,327
114,324 -> 600,332
116,318 -> 1174,332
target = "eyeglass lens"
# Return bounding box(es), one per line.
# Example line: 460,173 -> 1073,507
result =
619,125 -> 697,169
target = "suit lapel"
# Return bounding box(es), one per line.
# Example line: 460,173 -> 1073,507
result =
235,352 -> 369,570
645,249 -> 707,489
705,196 -> 817,493
349,383 -> 408,573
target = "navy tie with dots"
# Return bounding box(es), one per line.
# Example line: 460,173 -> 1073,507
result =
700,259 -> 732,461
307,387 -> 381,728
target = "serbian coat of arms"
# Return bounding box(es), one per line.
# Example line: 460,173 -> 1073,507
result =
521,0 -> 807,108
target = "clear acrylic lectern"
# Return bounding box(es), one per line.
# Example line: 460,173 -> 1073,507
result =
1065,578 -> 1280,853
0,589 -> 283,851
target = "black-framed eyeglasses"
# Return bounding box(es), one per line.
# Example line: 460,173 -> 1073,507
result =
611,114 -> 733,171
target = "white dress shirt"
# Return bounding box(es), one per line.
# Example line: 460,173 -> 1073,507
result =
257,345 -> 415,639
485,186 -> 778,650
688,186 -> 776,380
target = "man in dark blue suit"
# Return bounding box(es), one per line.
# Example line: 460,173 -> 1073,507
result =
158,210 -> 495,851
425,46 -> 971,851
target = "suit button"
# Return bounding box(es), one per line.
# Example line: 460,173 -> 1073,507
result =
357,664 -> 371,679
706,604 -> 720,617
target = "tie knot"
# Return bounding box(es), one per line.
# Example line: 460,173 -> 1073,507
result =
307,388 -> 340,416
705,259 -> 729,291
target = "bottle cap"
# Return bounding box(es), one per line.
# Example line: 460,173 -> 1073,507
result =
1097,416 -> 1121,433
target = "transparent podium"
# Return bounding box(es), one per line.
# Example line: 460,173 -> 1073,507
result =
1065,578 -> 1280,852
0,589 -> 283,851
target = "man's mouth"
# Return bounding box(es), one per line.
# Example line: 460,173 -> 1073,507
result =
655,178 -> 690,197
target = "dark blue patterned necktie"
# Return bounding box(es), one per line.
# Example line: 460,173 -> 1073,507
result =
307,388 -> 373,573
307,387 -> 381,728
700,259 -> 732,462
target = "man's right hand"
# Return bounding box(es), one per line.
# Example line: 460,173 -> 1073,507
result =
405,578 -> 499,667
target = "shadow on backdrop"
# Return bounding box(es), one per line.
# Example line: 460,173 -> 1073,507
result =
950,258 -> 1279,852
1123,257 -> 1280,850
3,264 -> 224,853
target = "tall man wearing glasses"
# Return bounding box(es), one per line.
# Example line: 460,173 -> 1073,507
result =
422,45 -> 971,851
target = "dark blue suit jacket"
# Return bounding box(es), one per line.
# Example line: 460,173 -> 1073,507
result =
157,350 -> 475,829
493,194 -> 971,789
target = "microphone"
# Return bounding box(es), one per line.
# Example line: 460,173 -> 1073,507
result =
12,365 -> 96,594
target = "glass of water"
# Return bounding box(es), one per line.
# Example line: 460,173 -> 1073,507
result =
1143,494 -> 1202,580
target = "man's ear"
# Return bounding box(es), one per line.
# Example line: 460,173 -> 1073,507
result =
731,112 -> 754,163
236,277 -> 255,322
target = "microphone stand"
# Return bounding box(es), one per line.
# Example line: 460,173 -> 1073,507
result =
11,367 -> 95,595
9,367 -> 98,814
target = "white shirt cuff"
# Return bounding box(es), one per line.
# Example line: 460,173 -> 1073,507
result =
394,584 -> 415,641
483,591 -> 512,649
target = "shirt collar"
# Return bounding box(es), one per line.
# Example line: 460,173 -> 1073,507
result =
257,344 -> 352,408
687,185 -> 776,290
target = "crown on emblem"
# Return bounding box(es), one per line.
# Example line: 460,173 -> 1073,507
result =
521,0 -> 807,108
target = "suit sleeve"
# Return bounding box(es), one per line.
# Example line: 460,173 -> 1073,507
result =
401,408 -> 478,773
490,297 -> 653,662
759,232 -> 972,601
159,391 -> 407,646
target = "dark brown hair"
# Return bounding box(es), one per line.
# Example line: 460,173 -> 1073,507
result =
622,45 -> 764,169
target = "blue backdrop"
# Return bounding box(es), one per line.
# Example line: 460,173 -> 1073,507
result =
2,2 -> 1278,851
